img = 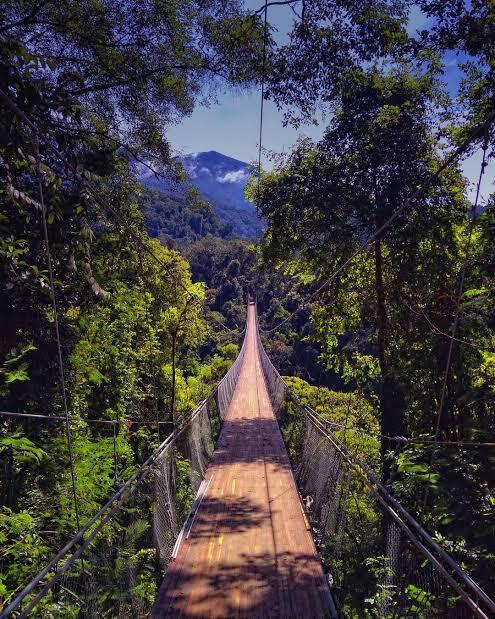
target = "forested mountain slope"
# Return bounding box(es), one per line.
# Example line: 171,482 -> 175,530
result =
141,188 -> 232,247
139,151 -> 263,238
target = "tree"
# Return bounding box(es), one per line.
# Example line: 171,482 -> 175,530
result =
264,0 -> 494,146
0,0 -> 266,392
255,67 -> 468,480
0,0 -> 266,164
0,2 -> 263,605
162,282 -> 205,427
416,0 -> 495,146
264,0 -> 409,126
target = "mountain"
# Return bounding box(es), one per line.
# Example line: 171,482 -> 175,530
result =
141,189 -> 232,248
138,151 -> 263,238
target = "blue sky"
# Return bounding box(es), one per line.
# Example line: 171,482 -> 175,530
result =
168,1 -> 492,203
168,0 -> 321,163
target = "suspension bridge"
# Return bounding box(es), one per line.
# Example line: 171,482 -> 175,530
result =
2,300 -> 495,618
152,301 -> 335,617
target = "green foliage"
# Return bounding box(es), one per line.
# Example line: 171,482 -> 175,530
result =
0,342 -> 36,395
281,376 -> 381,473
0,434 -> 46,465
396,451 -> 439,489
265,0 -> 409,126
0,2 -> 264,610
142,189 -> 231,247
284,375 -> 378,432
174,451 -> 196,522
0,508 -> 51,608
2,0 -> 495,614
259,9 -> 495,606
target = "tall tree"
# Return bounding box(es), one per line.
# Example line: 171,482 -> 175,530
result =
0,0 -> 266,408
255,67 -> 469,480
0,2 -> 266,604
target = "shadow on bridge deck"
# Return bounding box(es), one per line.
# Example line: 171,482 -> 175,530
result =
151,304 -> 337,618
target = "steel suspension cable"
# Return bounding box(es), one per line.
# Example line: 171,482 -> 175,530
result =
319,411 -> 495,448
0,411 -> 173,426
303,409 -> 495,617
397,292 -> 494,351
257,0 -> 268,202
34,137 -> 82,532
0,310 -> 250,617
253,323 -> 495,616
261,313 -> 495,616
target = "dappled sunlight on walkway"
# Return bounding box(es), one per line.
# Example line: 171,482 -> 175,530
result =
151,304 -> 335,618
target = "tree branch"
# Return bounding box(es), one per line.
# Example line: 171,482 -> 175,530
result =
0,1 -> 49,34
51,121 -> 165,180
66,62 -> 227,96
254,0 -> 300,15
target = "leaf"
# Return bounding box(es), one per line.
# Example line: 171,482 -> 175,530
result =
87,368 -> 108,385
0,435 -> 46,463
3,343 -> 36,366
397,457 -> 428,475
124,519 -> 149,545
3,363 -> 30,383
463,288 -> 487,299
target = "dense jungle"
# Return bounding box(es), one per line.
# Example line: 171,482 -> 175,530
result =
1,0 -> 494,616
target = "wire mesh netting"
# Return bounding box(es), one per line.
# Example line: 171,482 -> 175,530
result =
4,307 -> 494,618
1,331 -> 245,618
254,305 -> 287,418
255,326 -> 494,618
285,414 -> 482,617
3,407 -> 204,618
216,322 -> 247,420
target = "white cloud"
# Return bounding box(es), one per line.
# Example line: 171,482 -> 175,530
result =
183,161 -> 197,178
199,167 -> 212,175
217,169 -> 249,184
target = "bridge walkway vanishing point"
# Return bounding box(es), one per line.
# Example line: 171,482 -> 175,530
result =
151,302 -> 337,618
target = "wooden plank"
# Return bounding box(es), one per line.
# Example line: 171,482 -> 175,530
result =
151,304 -> 336,618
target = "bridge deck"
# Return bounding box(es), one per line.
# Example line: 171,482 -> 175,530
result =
151,304 -> 335,618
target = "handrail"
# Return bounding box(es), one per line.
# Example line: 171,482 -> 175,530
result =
306,411 -> 494,618
253,312 -> 495,618
1,405 -> 199,618
1,305 -> 250,618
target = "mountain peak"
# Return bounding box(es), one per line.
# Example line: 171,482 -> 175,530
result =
139,150 -> 262,238
183,150 -> 250,179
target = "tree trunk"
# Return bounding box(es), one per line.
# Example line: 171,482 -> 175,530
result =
375,239 -> 388,378
170,332 -> 177,428
374,239 -> 405,484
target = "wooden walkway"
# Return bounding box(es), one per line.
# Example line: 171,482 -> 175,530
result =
151,304 -> 336,618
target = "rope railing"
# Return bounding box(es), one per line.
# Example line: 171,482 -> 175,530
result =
254,315 -> 495,618
0,311 -> 249,619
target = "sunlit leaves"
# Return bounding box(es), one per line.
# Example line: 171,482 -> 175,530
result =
0,434 -> 46,464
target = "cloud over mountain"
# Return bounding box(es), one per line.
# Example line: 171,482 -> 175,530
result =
137,151 -> 262,238
217,169 -> 250,184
